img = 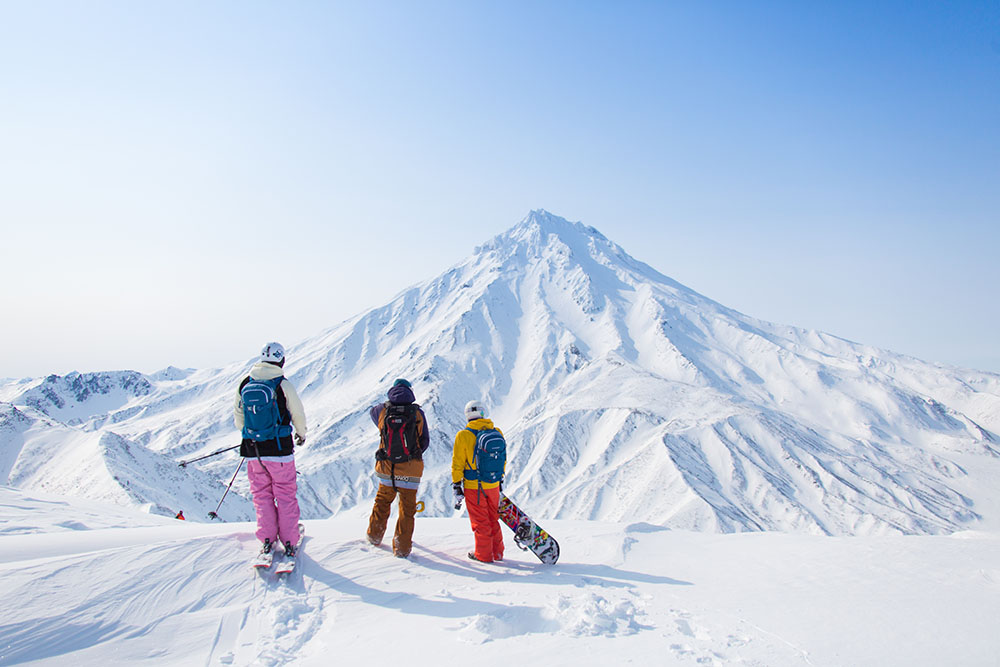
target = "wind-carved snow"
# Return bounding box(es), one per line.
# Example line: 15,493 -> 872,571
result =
1,209 -> 999,535
4,487 -> 996,666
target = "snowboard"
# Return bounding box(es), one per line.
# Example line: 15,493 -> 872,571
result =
498,494 -> 560,564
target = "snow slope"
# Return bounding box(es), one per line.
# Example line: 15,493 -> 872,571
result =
2,211 -> 999,537
0,403 -> 253,521
1,487 -> 997,666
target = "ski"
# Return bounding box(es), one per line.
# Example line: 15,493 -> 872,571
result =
253,540 -> 275,570
274,523 -> 306,576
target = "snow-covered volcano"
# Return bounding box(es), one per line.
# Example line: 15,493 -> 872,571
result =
3,210 -> 999,535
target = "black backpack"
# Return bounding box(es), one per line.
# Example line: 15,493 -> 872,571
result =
378,402 -> 421,463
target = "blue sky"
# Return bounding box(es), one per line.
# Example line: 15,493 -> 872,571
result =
1,1 -> 998,377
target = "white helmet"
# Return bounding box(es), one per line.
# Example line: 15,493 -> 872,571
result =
260,342 -> 286,366
464,400 -> 487,421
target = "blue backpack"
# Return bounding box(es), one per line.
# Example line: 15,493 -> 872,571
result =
241,377 -> 292,446
464,427 -> 506,484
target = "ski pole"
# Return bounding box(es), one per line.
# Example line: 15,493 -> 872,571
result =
179,444 -> 241,467
207,458 -> 244,520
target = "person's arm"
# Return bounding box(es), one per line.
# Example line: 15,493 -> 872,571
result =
452,429 -> 472,484
418,408 -> 430,453
369,403 -> 383,426
498,427 -> 506,477
233,382 -> 245,429
450,429 -> 468,508
281,380 -> 307,439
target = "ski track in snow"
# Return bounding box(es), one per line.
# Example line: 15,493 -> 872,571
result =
207,538 -> 326,667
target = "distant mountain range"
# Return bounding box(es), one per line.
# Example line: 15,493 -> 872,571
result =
3,210 -> 998,535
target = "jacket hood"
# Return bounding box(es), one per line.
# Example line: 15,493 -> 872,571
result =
466,417 -> 495,430
249,361 -> 285,381
387,384 -> 416,404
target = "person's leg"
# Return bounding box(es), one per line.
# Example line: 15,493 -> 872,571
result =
483,487 -> 504,561
269,460 -> 301,548
247,460 -> 277,544
393,487 -> 418,557
465,487 -> 494,562
367,484 -> 396,545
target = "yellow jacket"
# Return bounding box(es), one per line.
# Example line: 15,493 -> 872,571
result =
452,418 -> 504,490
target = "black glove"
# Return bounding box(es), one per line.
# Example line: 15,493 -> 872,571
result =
452,481 -> 464,510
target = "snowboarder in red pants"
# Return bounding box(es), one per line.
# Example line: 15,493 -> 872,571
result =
452,400 -> 506,563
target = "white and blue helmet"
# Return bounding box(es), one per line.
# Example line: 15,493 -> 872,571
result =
465,400 -> 487,421
260,342 -> 286,366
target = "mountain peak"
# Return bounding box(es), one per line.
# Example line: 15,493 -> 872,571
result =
474,209 -> 613,266
501,209 -> 581,244
518,209 -> 608,243
522,208 -> 570,228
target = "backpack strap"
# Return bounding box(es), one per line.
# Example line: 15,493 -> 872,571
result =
377,401 -> 390,460
463,427 -> 482,484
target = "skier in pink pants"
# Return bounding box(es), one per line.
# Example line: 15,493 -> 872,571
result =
234,342 -> 308,562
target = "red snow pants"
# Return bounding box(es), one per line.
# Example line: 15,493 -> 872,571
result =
247,458 -> 301,547
466,485 -> 503,562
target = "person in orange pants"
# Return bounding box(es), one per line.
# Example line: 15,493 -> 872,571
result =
366,379 -> 430,558
452,400 -> 506,563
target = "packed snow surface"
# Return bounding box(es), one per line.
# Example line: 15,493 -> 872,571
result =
1,486 -> 998,666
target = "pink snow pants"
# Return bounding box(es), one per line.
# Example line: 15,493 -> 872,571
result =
247,459 -> 301,546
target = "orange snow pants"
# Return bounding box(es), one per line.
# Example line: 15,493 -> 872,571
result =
367,484 -> 418,557
466,485 -> 503,562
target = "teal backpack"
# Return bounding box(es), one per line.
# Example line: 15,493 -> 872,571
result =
241,377 -> 292,446
463,427 -> 506,484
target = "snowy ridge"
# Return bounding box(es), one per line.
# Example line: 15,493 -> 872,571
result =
2,402 -> 254,520
3,371 -> 152,427
0,403 -> 33,483
1,211 -> 999,535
